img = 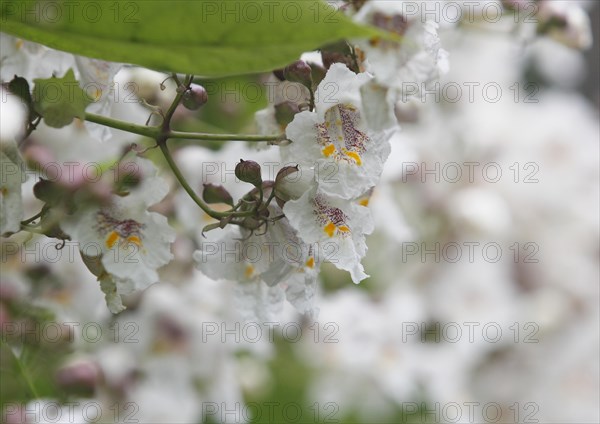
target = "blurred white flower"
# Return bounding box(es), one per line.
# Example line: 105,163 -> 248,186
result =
537,0 -> 593,50
353,0 -> 449,94
0,34 -> 123,142
61,157 -> 175,313
194,202 -> 320,319
0,146 -> 24,235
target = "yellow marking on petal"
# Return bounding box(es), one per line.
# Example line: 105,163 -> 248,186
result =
106,231 -> 119,249
338,225 -> 350,233
359,198 -> 370,207
346,151 -> 362,165
324,222 -> 336,237
305,257 -> 315,269
335,119 -> 342,126
126,235 -> 142,247
244,264 -> 255,279
15,39 -> 24,49
152,339 -> 169,354
369,37 -> 381,47
1,187 -> 7,196
92,87 -> 102,101
322,144 -> 335,157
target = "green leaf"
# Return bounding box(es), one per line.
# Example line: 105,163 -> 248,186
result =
0,0 -> 381,77
32,69 -> 92,128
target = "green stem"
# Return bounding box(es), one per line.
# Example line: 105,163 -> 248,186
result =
20,207 -> 46,226
308,87 -> 316,111
166,130 -> 282,142
0,340 -> 40,398
84,113 -> 159,138
19,225 -> 44,234
158,142 -> 252,220
162,74 -> 193,131
85,113 -> 283,143
84,79 -> 274,223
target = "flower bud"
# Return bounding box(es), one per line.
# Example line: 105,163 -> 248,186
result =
235,159 -> 262,186
274,101 -> 300,128
182,84 -> 208,110
81,252 -> 106,278
56,360 -> 101,393
309,62 -> 327,87
33,179 -> 67,206
202,183 -> 234,206
283,60 -> 313,88
395,98 -> 421,124
273,68 -> 286,81
321,41 -> 357,72
274,165 -> 312,203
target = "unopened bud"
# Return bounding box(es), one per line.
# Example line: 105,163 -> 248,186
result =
274,165 -> 312,203
56,360 -> 100,393
273,69 -> 286,81
309,62 -> 327,87
33,179 -> 68,206
202,183 -> 234,206
235,160 -> 262,186
81,252 -> 105,278
395,98 -> 421,124
274,102 -> 300,128
283,60 -> 313,88
182,84 -> 208,110
275,165 -> 300,185
321,41 -> 357,72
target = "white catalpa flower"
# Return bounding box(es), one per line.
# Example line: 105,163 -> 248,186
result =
193,223 -> 286,322
284,186 -> 374,283
61,158 -> 175,313
0,145 -> 24,236
74,56 -> 123,141
0,34 -> 122,141
0,33 -> 74,82
353,1 -> 449,94
284,63 -> 392,199
0,89 -> 26,236
194,202 -> 320,318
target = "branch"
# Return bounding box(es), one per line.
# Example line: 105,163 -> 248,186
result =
84,113 -> 284,144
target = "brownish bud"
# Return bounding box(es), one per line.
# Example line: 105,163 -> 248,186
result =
202,183 -> 234,206
274,102 -> 300,128
283,60 -> 313,88
182,84 -> 208,110
235,160 -> 262,187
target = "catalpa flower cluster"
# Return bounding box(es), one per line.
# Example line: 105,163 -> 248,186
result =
191,1 -> 452,316
195,63 -> 397,317
0,0 -> 454,318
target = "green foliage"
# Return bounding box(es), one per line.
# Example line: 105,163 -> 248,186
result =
32,69 -> 92,128
0,304 -> 68,411
0,0 -> 381,77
